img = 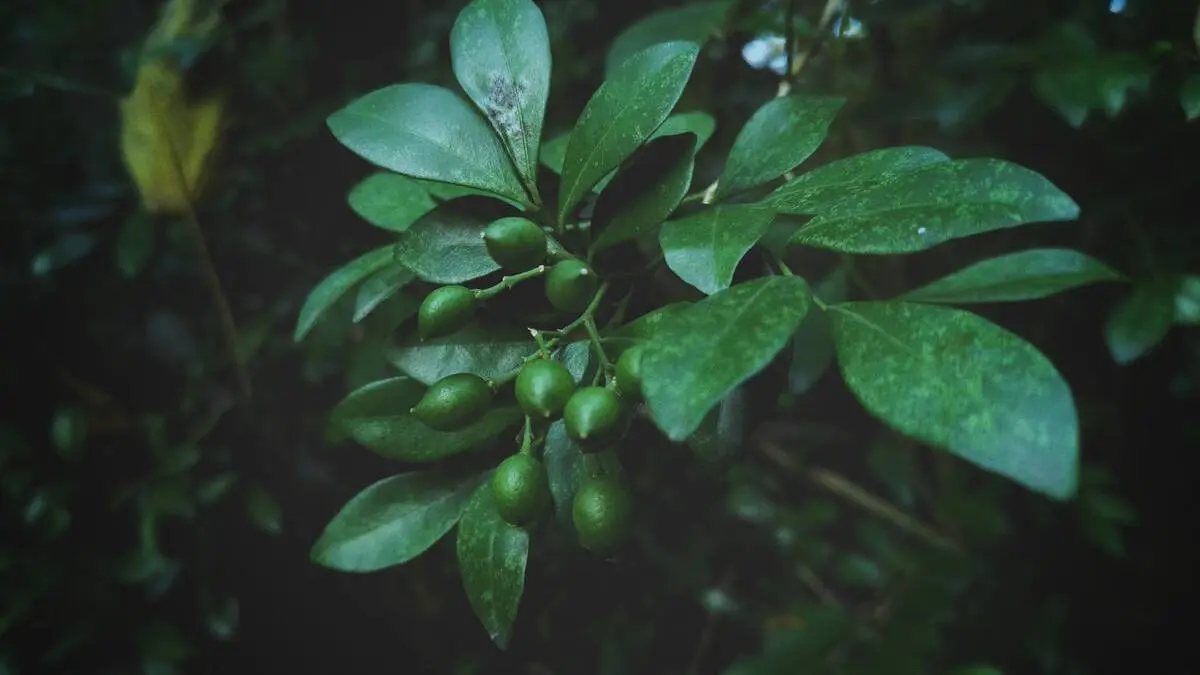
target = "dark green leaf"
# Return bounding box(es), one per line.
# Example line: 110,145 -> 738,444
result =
556,341 -> 592,383
659,205 -> 776,294
686,387 -> 746,465
294,245 -> 396,342
790,159 -> 1080,254
348,172 -> 437,232
246,485 -> 282,535
1182,74 -> 1200,121
331,377 -> 521,460
312,469 -> 484,572
1175,275 -> 1200,325
608,302 -> 692,340
716,95 -> 845,200
605,1 -> 731,74
558,41 -> 700,224
388,328 -> 533,385
354,266 -> 416,322
116,212 -> 154,279
451,0 -> 551,194
653,111 -> 717,150
788,265 -> 848,395
1032,53 -> 1152,127
196,472 -> 238,505
539,130 -> 570,174
1104,281 -> 1175,365
205,596 -> 239,641
395,206 -> 500,283
835,554 -> 885,589
900,248 -> 1124,304
592,133 -> 697,252
30,232 -> 97,276
829,301 -> 1079,499
543,421 -> 584,526
327,83 -> 528,206
456,482 -> 529,649
765,146 -> 950,214
643,276 -> 811,440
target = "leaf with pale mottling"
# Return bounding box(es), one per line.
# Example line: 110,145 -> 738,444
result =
900,248 -> 1124,304
311,470 -> 483,572
558,41 -> 699,224
388,328 -> 534,385
457,482 -> 529,650
295,245 -> 395,342
348,172 -> 437,232
765,147 -> 950,215
829,301 -> 1079,500
660,205 -> 776,295
643,276 -> 811,440
790,159 -> 1080,254
715,95 -> 845,200
395,206 -> 499,283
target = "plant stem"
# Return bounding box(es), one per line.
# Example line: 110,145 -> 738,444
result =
543,281 -> 610,351
583,316 -> 613,376
518,416 -> 534,455
473,265 -> 547,300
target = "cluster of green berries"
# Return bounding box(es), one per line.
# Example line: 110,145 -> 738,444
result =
405,216 -> 649,557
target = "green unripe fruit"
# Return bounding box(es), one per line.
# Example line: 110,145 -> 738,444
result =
563,386 -> 624,450
615,344 -> 644,400
418,285 -> 476,340
572,476 -> 633,555
545,260 -> 598,313
411,373 -> 492,431
515,359 -> 576,420
491,453 -> 551,526
483,217 -> 547,271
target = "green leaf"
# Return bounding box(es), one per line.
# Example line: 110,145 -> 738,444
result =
592,133 -> 697,252
1104,281 -> 1176,365
900,248 -> 1125,304
716,95 -> 845,200
643,276 -> 811,440
395,205 -> 500,284
686,387 -> 746,465
294,245 -> 396,342
1181,74 -> 1200,121
538,130 -> 570,174
246,484 -> 282,535
353,266 -> 416,323
558,41 -> 700,224
788,265 -> 849,395
388,328 -> 533,385
829,301 -> 1079,499
456,482 -> 529,649
312,470 -> 484,572
1032,53 -> 1152,127
790,159 -> 1080,254
654,111 -> 717,150
348,172 -> 437,232
555,341 -> 592,383
608,302 -> 692,341
116,212 -> 155,279
605,1 -> 730,74
330,377 -> 521,461
543,420 -> 584,526
451,0 -> 550,195
1175,275 -> 1200,325
765,146 -> 950,215
327,83 -> 528,206
659,205 -> 776,295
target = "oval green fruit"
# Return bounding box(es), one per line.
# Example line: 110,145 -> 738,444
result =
418,285 -> 476,340
483,217 -> 547,271
411,373 -> 492,431
545,259 -> 598,313
492,453 -> 551,526
614,343 -> 644,400
563,386 -> 624,449
572,476 -> 633,556
515,359 -> 576,420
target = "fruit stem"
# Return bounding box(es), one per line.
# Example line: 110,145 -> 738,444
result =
473,265 -> 548,300
540,281 -> 610,352
518,416 -> 534,456
583,316 -> 613,379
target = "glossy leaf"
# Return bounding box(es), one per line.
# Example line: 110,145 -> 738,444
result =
900,248 -> 1124,304
294,245 -> 396,342
311,470 -> 484,572
558,41 -> 699,224
354,266 -> 416,322
643,276 -> 811,440
605,1 -> 730,74
116,212 -> 154,279
556,341 -> 592,383
389,328 -> 534,385
1104,281 -> 1176,365
789,265 -> 849,395
395,206 -> 499,283
451,0 -> 551,193
659,204 -> 776,295
592,133 -> 697,252
538,130 -> 570,174
790,159 -> 1080,254
1181,74 -> 1200,121
543,420 -> 585,526
765,146 -> 950,214
829,301 -> 1079,500
348,172 -> 436,232
327,83 -> 527,206
330,377 -> 521,461
653,111 -> 717,150
610,302 -> 692,339
457,482 -> 529,649
716,95 -> 845,200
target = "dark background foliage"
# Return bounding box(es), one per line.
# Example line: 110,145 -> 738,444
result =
2,0 -> 1197,673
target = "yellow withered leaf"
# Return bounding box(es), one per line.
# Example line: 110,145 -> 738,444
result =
118,0 -> 227,216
